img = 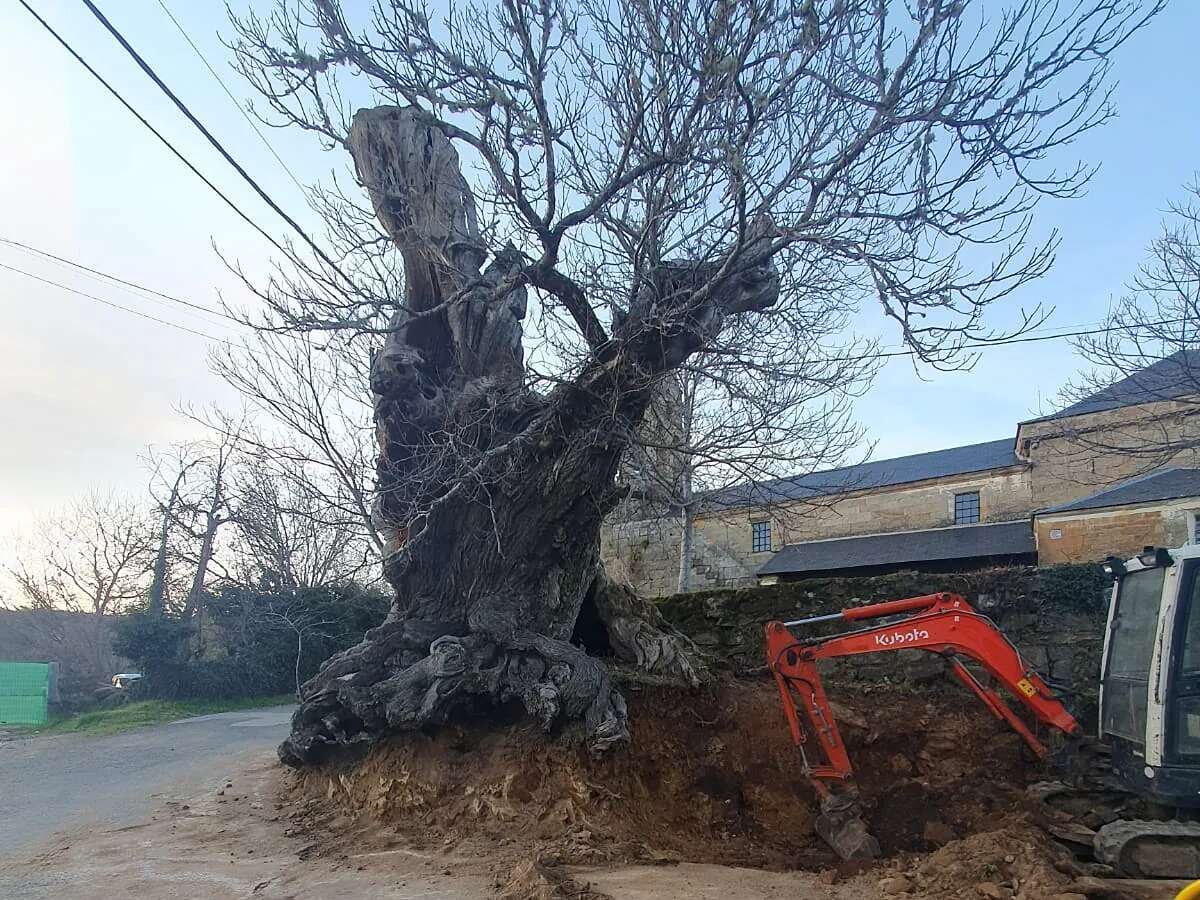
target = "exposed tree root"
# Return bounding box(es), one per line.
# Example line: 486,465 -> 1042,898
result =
279,580 -> 706,767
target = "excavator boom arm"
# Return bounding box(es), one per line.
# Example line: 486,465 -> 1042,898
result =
766,592 -> 1081,782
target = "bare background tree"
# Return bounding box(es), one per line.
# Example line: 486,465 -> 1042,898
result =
0,423 -> 378,704
264,600 -> 340,697
613,335 -> 876,593
4,493 -> 155,693
209,331 -> 383,558
218,0 -> 1158,769
145,432 -> 241,621
8,492 -> 154,616
1058,180 -> 1200,468
229,461 -> 375,589
5,432 -> 373,620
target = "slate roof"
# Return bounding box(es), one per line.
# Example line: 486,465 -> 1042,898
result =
757,520 -> 1035,576
1035,349 -> 1200,422
703,438 -> 1021,511
1039,468 -> 1200,515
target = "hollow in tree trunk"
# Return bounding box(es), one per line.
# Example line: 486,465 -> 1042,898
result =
279,107 -> 780,766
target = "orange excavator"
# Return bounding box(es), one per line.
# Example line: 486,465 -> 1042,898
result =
767,551 -> 1200,877
765,591 -> 1082,859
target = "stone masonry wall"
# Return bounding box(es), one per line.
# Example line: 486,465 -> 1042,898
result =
1037,500 -> 1196,564
658,564 -> 1110,726
1018,399 -> 1200,510
601,517 -> 684,598
601,516 -> 758,597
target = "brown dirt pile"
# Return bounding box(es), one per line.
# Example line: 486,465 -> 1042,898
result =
495,860 -> 611,900
293,677 -> 1043,872
890,822 -> 1079,900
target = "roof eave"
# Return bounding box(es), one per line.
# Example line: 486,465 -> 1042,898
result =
701,459 -> 1029,516
1038,492 -> 1200,518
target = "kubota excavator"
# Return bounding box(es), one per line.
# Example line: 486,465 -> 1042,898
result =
765,544 -> 1200,877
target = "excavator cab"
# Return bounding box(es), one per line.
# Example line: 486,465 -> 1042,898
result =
1100,544 -> 1200,808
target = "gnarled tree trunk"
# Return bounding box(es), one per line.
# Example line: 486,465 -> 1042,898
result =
279,106 -> 779,766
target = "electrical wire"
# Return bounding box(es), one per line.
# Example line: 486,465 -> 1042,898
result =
819,315 -> 1193,366
9,229 -> 1174,368
4,238 -> 1189,361
0,260 -> 233,344
153,0 -> 308,196
79,0 -> 353,286
12,5 -> 1193,363
16,0 -> 294,264
0,237 -> 240,325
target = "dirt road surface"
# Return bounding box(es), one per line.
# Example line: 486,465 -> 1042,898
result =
0,706 -> 295,857
0,709 -> 867,900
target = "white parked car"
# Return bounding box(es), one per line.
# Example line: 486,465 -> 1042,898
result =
110,673 -> 143,689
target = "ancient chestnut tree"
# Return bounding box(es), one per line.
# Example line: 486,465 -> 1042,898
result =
226,0 -> 1159,764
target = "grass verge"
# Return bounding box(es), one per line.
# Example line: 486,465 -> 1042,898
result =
29,694 -> 295,737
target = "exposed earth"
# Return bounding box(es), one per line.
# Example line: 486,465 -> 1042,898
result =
0,683 -> 1187,899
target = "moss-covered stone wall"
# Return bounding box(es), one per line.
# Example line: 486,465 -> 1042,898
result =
658,564 -> 1110,724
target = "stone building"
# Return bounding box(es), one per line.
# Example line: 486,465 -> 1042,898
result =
1034,468 -> 1200,564
601,350 -> 1200,594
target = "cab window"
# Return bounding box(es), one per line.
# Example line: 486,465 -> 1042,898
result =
1179,577 -> 1200,676
1169,564 -> 1200,761
1102,566 -> 1165,746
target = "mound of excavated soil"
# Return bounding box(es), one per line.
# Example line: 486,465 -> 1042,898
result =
291,677 -> 1044,872
891,823 -> 1078,899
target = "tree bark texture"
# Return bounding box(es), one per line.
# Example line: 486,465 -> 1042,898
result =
280,106 -> 779,766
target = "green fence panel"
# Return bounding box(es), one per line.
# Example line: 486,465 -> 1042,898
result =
0,661 -> 50,726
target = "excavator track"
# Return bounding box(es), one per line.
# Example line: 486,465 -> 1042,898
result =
1094,819 -> 1200,879
1030,775 -> 1200,880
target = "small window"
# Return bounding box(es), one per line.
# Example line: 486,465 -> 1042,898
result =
954,491 -> 981,525
1187,510 -> 1200,545
751,520 -> 772,553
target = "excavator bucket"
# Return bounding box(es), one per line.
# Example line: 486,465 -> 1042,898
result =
815,789 -> 880,860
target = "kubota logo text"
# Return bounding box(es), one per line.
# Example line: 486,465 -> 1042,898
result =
874,628 -> 930,647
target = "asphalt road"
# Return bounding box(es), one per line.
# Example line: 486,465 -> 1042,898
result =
0,705 -> 294,859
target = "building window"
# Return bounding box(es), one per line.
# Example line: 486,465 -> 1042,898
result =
954,491 -> 981,525
1188,510 -> 1200,545
751,520 -> 772,553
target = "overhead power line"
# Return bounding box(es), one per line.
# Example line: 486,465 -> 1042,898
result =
0,237 -> 240,325
153,0 -> 308,196
0,260 -> 232,344
2,238 -> 1190,360
11,6 -> 1192,363
16,0 -> 292,263
79,0 -> 352,285
819,315 -> 1195,366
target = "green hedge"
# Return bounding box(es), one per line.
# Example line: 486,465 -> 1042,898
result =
114,583 -> 390,701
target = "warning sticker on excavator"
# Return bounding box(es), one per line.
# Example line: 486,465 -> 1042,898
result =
1016,678 -> 1037,697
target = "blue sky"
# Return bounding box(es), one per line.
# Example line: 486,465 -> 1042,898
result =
860,2 -> 1200,454
0,0 -> 1197,544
